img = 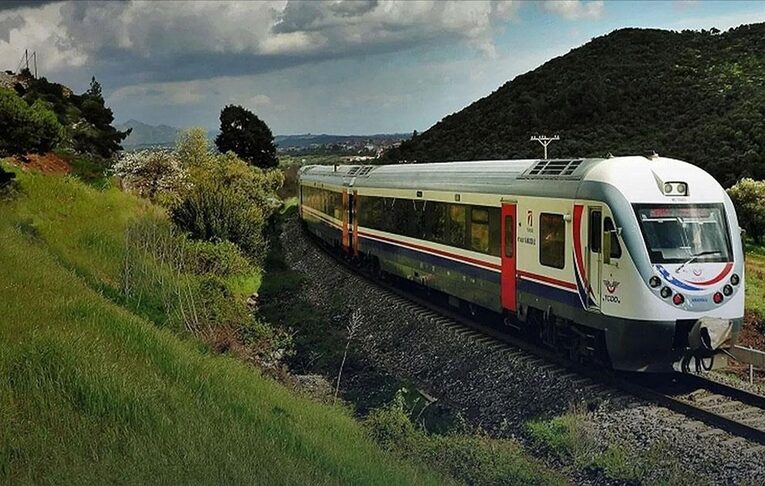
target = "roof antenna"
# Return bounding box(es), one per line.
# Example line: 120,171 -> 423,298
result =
606,152 -> 614,158
530,135 -> 560,159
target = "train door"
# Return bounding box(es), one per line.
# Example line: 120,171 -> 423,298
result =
351,190 -> 359,256
500,202 -> 517,312
342,190 -> 350,252
587,207 -> 602,310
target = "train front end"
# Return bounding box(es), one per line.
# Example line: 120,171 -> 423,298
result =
588,156 -> 745,372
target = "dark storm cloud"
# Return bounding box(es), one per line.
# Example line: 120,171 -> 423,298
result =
0,1 -> 62,11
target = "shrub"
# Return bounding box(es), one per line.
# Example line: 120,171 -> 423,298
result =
173,148 -> 283,261
0,88 -> 62,155
183,239 -> 253,277
172,187 -> 268,261
728,178 -> 765,243
112,149 -> 187,204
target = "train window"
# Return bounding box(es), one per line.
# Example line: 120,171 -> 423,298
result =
589,210 -> 602,253
504,215 -> 514,257
604,217 -> 622,259
540,213 -> 565,269
447,204 -> 466,247
424,201 -> 447,244
470,208 -> 490,253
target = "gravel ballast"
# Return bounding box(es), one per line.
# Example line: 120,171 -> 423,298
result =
281,216 -> 765,483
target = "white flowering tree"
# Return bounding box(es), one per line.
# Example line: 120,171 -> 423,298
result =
112,150 -> 188,203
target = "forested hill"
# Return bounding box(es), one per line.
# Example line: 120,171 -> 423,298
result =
385,23 -> 765,187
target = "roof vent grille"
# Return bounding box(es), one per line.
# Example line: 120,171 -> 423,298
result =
346,165 -> 376,177
524,159 -> 583,178
357,166 -> 375,176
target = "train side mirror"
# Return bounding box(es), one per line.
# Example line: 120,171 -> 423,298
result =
603,230 -> 612,265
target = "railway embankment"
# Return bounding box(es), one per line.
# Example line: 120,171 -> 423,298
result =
277,213 -> 765,484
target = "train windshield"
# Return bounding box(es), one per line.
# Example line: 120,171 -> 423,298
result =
633,204 -> 732,264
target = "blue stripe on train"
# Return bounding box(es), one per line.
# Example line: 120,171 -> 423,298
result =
517,278 -> 582,308
359,234 -> 500,284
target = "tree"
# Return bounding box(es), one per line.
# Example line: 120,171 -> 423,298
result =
728,178 -> 765,243
72,76 -> 130,158
176,127 -> 212,169
86,76 -> 102,99
214,105 -> 277,169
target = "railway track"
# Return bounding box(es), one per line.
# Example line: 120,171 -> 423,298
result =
308,232 -> 765,449
624,374 -> 765,450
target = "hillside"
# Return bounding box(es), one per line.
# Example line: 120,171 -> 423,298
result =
386,23 -> 765,187
0,166 -> 445,484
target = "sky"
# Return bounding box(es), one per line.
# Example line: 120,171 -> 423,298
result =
1,0 -> 765,135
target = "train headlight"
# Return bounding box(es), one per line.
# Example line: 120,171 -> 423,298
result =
660,286 -> 672,298
649,276 -> 661,288
723,284 -> 733,296
731,274 -> 740,286
662,181 -> 688,196
672,293 -> 685,305
713,292 -> 724,304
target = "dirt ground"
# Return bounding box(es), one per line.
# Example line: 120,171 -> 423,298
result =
7,153 -> 72,174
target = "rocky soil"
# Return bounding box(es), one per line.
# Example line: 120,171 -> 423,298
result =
281,216 -> 765,484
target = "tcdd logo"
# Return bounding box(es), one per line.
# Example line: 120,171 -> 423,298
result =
527,210 -> 533,227
603,279 -> 621,304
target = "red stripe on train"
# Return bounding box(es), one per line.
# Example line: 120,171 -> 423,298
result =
357,230 -> 501,272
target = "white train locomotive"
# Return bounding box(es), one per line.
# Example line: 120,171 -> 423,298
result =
298,156 -> 744,372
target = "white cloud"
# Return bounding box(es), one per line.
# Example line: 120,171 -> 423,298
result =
542,0 -> 604,21
0,2 -> 86,73
2,1 -> 529,77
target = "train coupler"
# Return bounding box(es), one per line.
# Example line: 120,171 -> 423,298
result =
677,317 -> 734,373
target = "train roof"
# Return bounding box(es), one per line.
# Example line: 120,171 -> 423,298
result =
298,156 -> 725,202
299,158 -> 599,191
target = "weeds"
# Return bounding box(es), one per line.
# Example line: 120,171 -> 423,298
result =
366,389 -> 565,485
335,309 -> 363,403
526,408 -> 708,485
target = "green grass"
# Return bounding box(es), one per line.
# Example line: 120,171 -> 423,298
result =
745,246 -> 765,320
0,166 -> 448,484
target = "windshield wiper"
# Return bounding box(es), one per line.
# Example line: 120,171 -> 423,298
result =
675,251 -> 721,273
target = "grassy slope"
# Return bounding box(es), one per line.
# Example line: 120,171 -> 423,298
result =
745,245 -> 765,320
0,169 -> 446,484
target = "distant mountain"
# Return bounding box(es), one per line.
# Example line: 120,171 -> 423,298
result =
275,133 -> 410,150
116,120 -> 183,149
386,23 -> 765,187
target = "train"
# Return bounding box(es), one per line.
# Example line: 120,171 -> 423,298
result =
297,156 -> 744,373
